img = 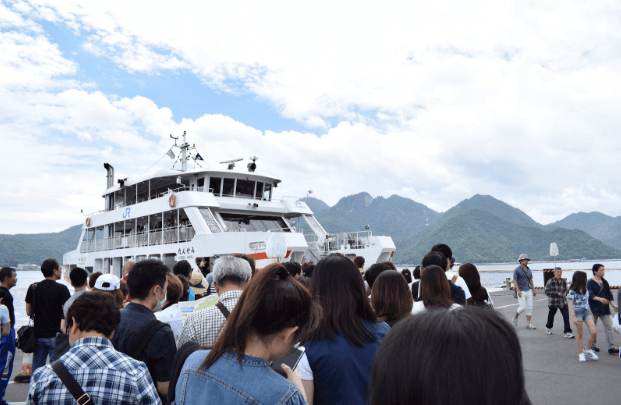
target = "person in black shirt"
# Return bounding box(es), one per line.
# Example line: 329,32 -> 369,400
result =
0,267 -> 17,404
25,259 -> 71,373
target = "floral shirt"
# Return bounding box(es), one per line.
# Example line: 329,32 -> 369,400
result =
567,290 -> 589,310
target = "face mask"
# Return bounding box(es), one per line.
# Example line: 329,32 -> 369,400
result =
152,287 -> 167,312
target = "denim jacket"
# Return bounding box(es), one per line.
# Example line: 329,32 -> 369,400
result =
173,349 -> 307,405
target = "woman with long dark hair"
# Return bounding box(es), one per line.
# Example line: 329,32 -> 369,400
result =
298,254 -> 390,405
372,271 -> 413,327
459,263 -> 494,308
173,263 -> 314,404
369,308 -> 531,405
568,271 -> 598,362
411,265 -> 461,315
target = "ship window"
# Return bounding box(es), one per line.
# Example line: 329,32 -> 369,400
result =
209,177 -> 222,195
197,178 -> 205,192
222,178 -> 235,197
256,182 -> 264,200
220,213 -> 289,233
263,184 -> 272,201
236,179 -> 255,198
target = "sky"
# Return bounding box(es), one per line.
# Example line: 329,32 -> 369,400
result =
2,0 -> 621,234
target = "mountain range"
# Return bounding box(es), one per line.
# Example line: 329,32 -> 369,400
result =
1,193 -> 620,266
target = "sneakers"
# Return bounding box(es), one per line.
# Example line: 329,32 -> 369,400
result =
608,347 -> 619,355
579,353 -> 586,362
591,345 -> 600,352
513,317 -> 518,327
564,333 -> 575,339
525,324 -> 536,330
584,349 -> 599,360
546,328 -> 553,335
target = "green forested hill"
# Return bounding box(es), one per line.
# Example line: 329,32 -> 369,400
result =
394,209 -> 621,264
0,225 -> 82,267
551,212 -> 621,249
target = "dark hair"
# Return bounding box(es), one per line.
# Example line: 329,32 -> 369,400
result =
298,276 -> 312,289
458,263 -> 487,302
569,271 -> 588,295
201,263 -> 313,369
400,269 -> 412,284
165,272 -> 183,305
127,259 -> 169,300
422,251 -> 448,271
301,262 -> 311,270
365,263 -> 391,290
372,271 -> 413,327
89,272 -> 103,289
369,309 -> 530,405
0,267 -> 15,283
69,267 -> 88,288
353,256 -> 365,269
66,292 -> 121,338
177,275 -> 190,301
413,266 -> 421,280
420,265 -> 452,308
383,261 -> 397,270
41,258 -> 60,277
431,243 -> 452,261
173,260 -> 193,278
303,264 -> 315,278
592,263 -> 604,275
119,280 -> 129,301
309,254 -> 378,346
284,262 -> 302,278
234,253 -> 256,275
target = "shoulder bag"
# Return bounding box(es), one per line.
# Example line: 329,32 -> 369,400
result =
512,267 -> 531,299
51,360 -> 94,405
16,283 -> 38,353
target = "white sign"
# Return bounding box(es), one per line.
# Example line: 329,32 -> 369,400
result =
550,242 -> 559,257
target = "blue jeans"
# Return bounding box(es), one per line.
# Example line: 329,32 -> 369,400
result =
0,328 -> 15,401
32,337 -> 56,373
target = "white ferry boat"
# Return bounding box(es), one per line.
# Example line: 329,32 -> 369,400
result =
63,132 -> 396,276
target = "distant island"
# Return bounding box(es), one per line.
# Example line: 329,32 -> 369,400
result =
2,193 -> 621,266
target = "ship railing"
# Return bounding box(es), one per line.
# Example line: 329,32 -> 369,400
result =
158,186 -> 187,198
303,231 -> 372,252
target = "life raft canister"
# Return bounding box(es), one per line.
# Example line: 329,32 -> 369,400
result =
169,194 -> 176,208
85,217 -> 91,227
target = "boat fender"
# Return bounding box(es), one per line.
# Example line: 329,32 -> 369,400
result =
169,194 -> 176,208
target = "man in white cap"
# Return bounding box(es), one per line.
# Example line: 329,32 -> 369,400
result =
513,254 -> 536,329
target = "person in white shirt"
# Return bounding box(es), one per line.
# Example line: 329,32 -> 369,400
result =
154,273 -> 184,342
431,244 -> 471,301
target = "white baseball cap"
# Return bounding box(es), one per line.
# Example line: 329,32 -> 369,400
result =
95,274 -> 120,291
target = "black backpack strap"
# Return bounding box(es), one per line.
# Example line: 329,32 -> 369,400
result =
51,360 -> 94,405
215,302 -> 230,318
167,342 -> 201,403
128,320 -> 168,360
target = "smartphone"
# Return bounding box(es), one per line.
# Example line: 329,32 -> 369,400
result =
271,346 -> 306,377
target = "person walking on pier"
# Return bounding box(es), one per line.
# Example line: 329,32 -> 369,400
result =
513,254 -> 536,329
587,264 -> 619,355
544,267 -> 574,338
567,271 -> 598,362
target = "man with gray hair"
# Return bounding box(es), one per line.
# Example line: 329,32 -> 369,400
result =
177,255 -> 252,347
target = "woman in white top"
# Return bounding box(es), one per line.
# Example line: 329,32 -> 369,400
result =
412,265 -> 461,315
155,273 -> 184,342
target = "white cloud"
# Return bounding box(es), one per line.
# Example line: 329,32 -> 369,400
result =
3,0 -> 621,236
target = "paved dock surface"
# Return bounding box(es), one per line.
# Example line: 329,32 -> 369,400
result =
5,289 -> 621,404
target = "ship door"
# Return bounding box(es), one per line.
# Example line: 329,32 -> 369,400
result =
196,257 -> 212,277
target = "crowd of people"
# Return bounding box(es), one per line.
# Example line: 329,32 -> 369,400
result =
0,243 -> 615,403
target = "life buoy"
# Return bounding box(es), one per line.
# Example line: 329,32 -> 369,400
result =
85,217 -> 91,227
169,194 -> 176,208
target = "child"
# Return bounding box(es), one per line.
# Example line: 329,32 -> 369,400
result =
567,271 -> 598,362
